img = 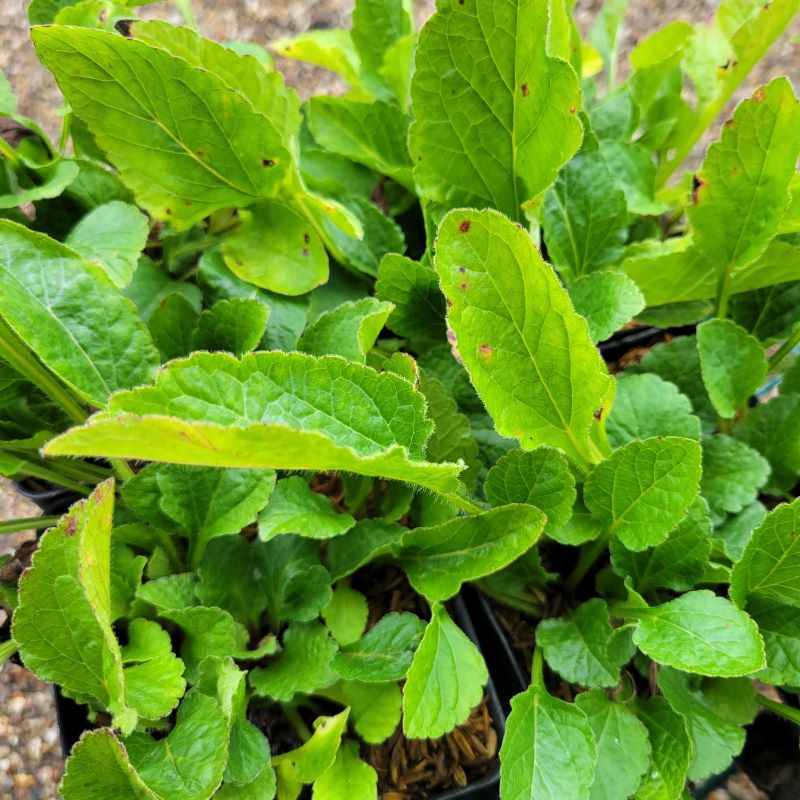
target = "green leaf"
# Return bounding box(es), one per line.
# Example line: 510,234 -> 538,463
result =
222,201 -> 328,295
65,202 -> 149,289
0,221 -> 159,407
629,590 -> 765,676
500,684 -> 597,800
0,159 -> 81,210
700,435 -> 770,522
272,30 -> 362,91
313,739 -> 377,800
33,26 -> 293,228
746,596 -> 800,685
688,78 -> 800,305
543,149 -> 628,278
394,504 -> 545,601
410,0 -> 583,219
0,68 -> 16,115
197,537 -> 270,626
13,481 -> 137,733
308,97 -> 413,189
696,319 -> 767,418
657,667 -> 746,781
322,583 -> 368,647
730,280 -> 800,342
260,535 -> 333,628
537,599 -> 634,688
319,680 -> 402,744
325,519 -> 406,582
574,690 -> 650,800
250,621 -> 337,702
420,375 -> 481,491
434,208 -> 611,467
597,140 -> 666,215
198,249 -> 309,352
584,436 -> 702,551
332,612 -> 425,683
633,697 -> 691,800
734,394 -> 800,493
59,729 -> 158,800
402,603 -> 487,739
375,254 -> 446,346
192,299 -> 269,357
196,657 -> 271,788
215,764 -> 276,800
712,500 -> 767,562
569,272 -> 645,343
731,497 -> 800,608
351,0 -> 413,77
641,335 -> 716,430
323,194 -> 404,278
125,256 -> 202,323
124,692 -> 229,800
148,293 -> 201,361
485,447 -> 576,534
606,374 -> 701,448
610,496 -> 712,592
258,476 -> 355,542
298,298 -> 393,363
274,710 -> 348,786
45,352 -> 465,495
127,20 -> 294,130
123,463 -> 275,567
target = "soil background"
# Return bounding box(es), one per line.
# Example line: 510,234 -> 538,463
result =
0,0 -> 798,797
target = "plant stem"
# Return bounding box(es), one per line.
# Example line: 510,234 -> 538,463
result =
768,327 -> 800,372
109,458 -> 135,483
0,515 -> 61,535
757,694 -> 800,727
155,529 -> 184,573
531,646 -> 544,688
565,528 -> 612,591
0,318 -> 87,424
2,458 -> 90,496
281,705 -> 312,743
0,639 -> 18,664
440,491 -> 485,515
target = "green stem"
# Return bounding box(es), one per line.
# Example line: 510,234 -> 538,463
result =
0,318 -> 87,424
768,327 -> 800,372
439,491 -> 485,515
109,458 -> 135,483
0,515 -> 61,535
531,646 -> 544,688
0,639 -> 18,664
3,458 -> 90,496
565,528 -> 613,591
757,694 -> 800,727
155,529 -> 184,573
172,0 -> 198,30
0,138 -> 21,168
280,705 -> 312,743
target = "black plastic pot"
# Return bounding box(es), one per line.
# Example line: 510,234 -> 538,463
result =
597,324 -> 699,363
12,478 -> 81,517
459,587 -> 527,717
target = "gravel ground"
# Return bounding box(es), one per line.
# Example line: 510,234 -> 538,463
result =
0,1 -> 797,797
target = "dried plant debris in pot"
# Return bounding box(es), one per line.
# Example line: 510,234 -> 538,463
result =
1,1 -> 800,799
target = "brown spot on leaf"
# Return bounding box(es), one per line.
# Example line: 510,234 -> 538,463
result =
459,220 -> 471,233
262,158 -> 276,167
304,233 -> 311,244
302,248 -> 310,257
196,149 -> 206,157
236,259 -> 244,267
165,208 -> 172,215
460,282 -> 468,291
569,104 -> 577,114
521,83 -> 529,98
478,343 -> 494,359
753,86 -> 766,102
691,175 -> 707,204
65,517 -> 78,537
459,266 -> 466,273
593,406 -> 604,421
184,199 -> 192,206
114,19 -> 134,37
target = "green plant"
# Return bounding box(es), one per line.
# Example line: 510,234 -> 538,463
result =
0,0 -> 799,798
